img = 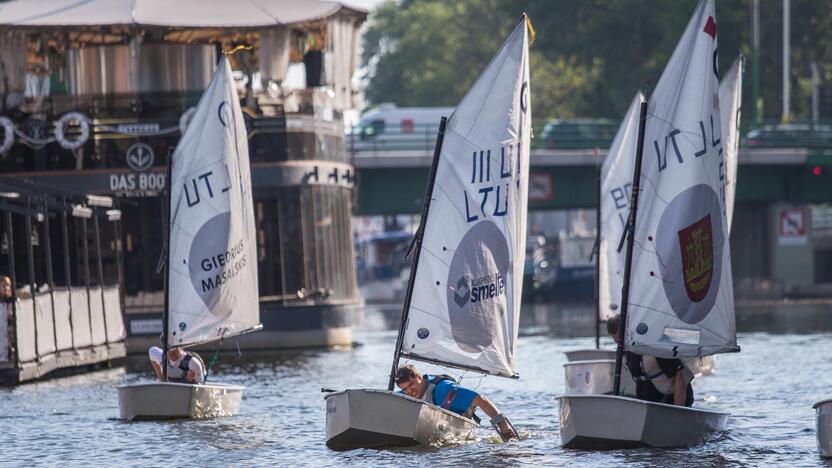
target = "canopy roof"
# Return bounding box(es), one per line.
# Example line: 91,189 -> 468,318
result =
0,0 -> 366,29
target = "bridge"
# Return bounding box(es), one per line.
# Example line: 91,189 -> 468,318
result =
353,147 -> 832,215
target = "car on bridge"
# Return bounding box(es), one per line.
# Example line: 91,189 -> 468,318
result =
348,104 -> 454,153
540,118 -> 617,149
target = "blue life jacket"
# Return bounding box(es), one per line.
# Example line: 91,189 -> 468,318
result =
424,374 -> 479,416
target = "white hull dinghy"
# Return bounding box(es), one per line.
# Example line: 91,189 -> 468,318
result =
563,359 -> 635,396
814,398 -> 832,457
565,349 -> 616,362
558,394 -> 728,449
559,1 -> 742,450
324,17 -> 532,450
116,56 -> 262,421
325,389 -> 476,450
117,382 -> 243,420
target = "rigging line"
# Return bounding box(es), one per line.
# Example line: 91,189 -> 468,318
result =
418,245 -> 452,269
408,304 -> 453,324
636,173 -> 671,207
432,183 -> 467,221
626,302 -> 734,344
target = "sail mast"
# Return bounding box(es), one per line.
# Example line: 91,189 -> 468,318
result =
594,155 -> 601,349
387,117 -> 448,391
162,153 -> 173,382
613,100 -> 648,396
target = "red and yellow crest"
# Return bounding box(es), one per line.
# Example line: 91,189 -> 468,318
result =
677,214 -> 714,302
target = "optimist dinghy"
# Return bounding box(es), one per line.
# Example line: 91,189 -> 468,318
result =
117,55 -> 262,421
325,16 -> 532,450
558,0 -> 740,448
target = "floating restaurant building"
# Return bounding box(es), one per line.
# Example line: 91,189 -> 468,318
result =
0,180 -> 126,384
0,0 -> 366,352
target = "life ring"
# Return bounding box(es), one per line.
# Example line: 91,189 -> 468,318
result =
179,107 -> 197,135
0,117 -> 14,154
54,112 -> 90,151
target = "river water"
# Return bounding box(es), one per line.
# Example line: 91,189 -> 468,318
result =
2,302 -> 831,467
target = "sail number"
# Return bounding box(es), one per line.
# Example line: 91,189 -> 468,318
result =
183,170 -> 231,207
463,143 -> 523,223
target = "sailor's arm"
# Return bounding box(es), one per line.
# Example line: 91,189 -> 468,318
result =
151,360 -> 163,382
672,371 -> 686,406
472,395 -> 515,438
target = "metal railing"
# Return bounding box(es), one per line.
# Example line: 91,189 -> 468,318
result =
348,118 -> 832,156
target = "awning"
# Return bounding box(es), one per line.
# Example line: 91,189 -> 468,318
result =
0,0 -> 366,29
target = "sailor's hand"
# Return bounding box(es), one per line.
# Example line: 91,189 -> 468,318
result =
498,420 -> 518,440
490,413 -> 518,442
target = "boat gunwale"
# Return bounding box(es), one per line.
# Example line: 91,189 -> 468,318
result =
813,399 -> 832,409
556,393 -> 731,417
324,388 -> 479,425
562,359 -> 616,368
116,381 -> 244,391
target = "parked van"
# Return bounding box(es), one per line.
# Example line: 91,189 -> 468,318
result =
348,104 -> 454,153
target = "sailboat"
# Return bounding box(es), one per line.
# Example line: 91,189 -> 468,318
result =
558,0 -> 738,448
117,55 -> 262,420
325,16 -> 531,451
563,54 -> 745,394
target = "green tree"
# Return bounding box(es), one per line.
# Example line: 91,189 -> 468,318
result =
361,0 -> 832,122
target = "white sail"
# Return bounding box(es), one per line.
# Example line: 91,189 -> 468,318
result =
399,18 -> 530,378
720,55 -> 743,232
167,56 -> 260,347
624,0 -> 737,359
598,92 -> 644,320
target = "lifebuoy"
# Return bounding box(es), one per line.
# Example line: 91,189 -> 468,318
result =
54,112 -> 90,151
179,107 -> 197,135
0,117 -> 14,154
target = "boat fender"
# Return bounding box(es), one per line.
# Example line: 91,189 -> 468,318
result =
54,112 -> 90,150
0,117 -> 14,154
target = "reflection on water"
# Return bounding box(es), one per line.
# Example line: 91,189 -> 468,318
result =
1,301 -> 831,466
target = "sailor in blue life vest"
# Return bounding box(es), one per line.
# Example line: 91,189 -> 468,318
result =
148,345 -> 206,385
607,315 -> 694,407
395,364 -> 519,441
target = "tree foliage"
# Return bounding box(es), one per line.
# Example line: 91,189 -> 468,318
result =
360,0 -> 832,122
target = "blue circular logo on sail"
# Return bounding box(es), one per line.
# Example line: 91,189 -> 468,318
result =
655,184 -> 724,324
446,220 -> 510,353
179,322 -> 187,332
417,327 -> 430,339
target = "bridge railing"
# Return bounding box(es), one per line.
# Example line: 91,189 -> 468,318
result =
348,118 -> 832,156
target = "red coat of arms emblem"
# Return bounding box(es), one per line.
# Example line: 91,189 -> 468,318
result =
677,214 -> 714,302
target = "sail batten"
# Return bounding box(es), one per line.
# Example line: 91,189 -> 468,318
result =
398,18 -> 530,378
623,0 -> 737,359
166,56 -> 261,348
